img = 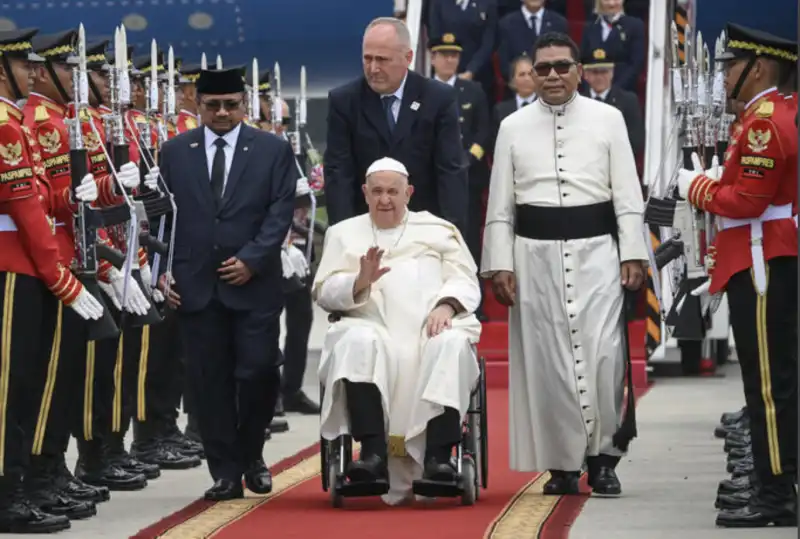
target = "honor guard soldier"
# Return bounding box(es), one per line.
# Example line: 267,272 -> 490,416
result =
0,27 -> 104,534
678,23 -> 798,528
23,28 -> 143,510
429,34 -> 490,319
255,69 -> 272,131
177,63 -> 201,132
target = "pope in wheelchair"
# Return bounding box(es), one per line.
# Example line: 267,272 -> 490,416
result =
312,158 -> 483,506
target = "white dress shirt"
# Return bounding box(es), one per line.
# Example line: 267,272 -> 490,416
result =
380,73 -> 408,123
204,122 -> 242,196
516,93 -> 536,109
590,88 -> 611,101
522,6 -> 543,34
435,75 -> 457,87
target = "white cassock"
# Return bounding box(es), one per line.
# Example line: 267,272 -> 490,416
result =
481,94 -> 648,472
313,211 -> 482,504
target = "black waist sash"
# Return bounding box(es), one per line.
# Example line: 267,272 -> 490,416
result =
514,201 -> 617,240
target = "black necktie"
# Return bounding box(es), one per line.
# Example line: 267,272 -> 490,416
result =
211,138 -> 226,202
382,95 -> 397,133
595,95 -> 604,102
521,101 -> 529,107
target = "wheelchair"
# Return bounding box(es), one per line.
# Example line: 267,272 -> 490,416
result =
320,355 -> 489,507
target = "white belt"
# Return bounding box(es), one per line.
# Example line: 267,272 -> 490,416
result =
0,214 -> 66,232
718,204 -> 795,295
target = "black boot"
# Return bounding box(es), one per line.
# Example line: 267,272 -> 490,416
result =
75,438 -> 148,491
130,421 -> 202,470
158,418 -> 205,458
51,453 -> 110,503
718,474 -> 753,496
716,488 -> 753,510
422,443 -> 457,483
25,456 -> 97,520
587,455 -> 622,497
0,475 -> 70,533
716,483 -> 797,528
105,432 -> 161,480
543,470 -> 580,495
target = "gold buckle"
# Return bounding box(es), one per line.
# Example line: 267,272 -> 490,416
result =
751,237 -> 763,246
387,435 -> 407,458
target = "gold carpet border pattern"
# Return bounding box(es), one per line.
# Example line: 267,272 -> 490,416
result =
158,455 -> 321,539
486,473 -> 560,538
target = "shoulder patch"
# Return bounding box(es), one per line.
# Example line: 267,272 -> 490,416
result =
185,117 -> 197,129
35,105 -> 50,123
0,103 -> 7,125
755,101 -> 774,118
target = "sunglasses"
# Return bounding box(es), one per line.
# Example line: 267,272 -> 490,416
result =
201,99 -> 242,112
533,61 -> 576,77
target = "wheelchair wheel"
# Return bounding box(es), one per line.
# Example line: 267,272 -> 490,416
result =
320,438 -> 329,491
328,457 -> 343,508
478,356 -> 489,489
460,456 -> 477,506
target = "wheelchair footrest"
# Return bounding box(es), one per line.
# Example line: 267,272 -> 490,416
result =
336,478 -> 390,497
412,478 -> 463,498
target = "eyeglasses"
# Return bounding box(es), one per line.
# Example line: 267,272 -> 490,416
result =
533,61 -> 576,77
201,99 -> 242,112
281,117 -> 291,126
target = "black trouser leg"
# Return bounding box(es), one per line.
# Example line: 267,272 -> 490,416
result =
137,311 -> 181,435
117,323 -> 143,438
727,257 -> 798,501
282,285 -> 313,397
0,274 -> 51,486
466,170 -> 488,313
424,408 -> 462,463
343,381 -> 386,460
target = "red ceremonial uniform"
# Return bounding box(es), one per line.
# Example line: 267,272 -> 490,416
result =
0,98 -> 82,304
688,87 -> 798,293
122,108 -> 156,268
176,109 -> 198,134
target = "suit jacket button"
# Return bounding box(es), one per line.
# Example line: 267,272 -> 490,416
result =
215,218 -> 220,224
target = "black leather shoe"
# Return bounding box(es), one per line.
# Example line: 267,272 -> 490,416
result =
107,447 -> 161,480
283,391 -> 321,415
422,458 -> 458,483
718,475 -> 752,496
727,447 -> 751,461
724,433 -> 751,452
588,466 -> 622,497
25,482 -> 96,521
715,420 -> 749,439
75,458 -> 148,491
543,471 -> 580,495
716,489 -> 753,510
720,407 -> 747,425
156,422 -> 205,458
52,455 -> 110,503
131,440 -> 202,470
0,497 -> 71,534
728,454 -> 754,474
716,501 -> 797,527
347,454 -> 388,483
204,479 -> 244,501
270,418 -> 290,433
244,460 -> 273,494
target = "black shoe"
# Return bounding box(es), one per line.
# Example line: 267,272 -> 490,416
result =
244,460 -> 273,494
727,447 -> 751,461
24,482 -> 97,521
588,467 -> 622,497
716,501 -> 797,527
204,479 -> 244,501
0,496 -> 71,533
270,418 -> 290,433
422,458 -> 458,483
718,475 -> 752,496
724,433 -> 752,452
75,458 -> 148,491
716,489 -> 753,510
52,455 -> 110,503
346,454 -> 388,483
720,407 -> 747,425
543,471 -> 580,495
107,446 -> 161,480
728,454 -> 754,475
157,421 -> 205,458
715,420 -> 749,439
283,391 -> 320,415
130,440 -> 202,470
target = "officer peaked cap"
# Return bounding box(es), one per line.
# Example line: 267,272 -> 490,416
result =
717,23 -> 798,63
0,28 -> 40,62
32,29 -> 79,65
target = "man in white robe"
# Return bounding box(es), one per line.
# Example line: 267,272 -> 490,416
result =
313,157 -> 482,505
481,32 -> 648,497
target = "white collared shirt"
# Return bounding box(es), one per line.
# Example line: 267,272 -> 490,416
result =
204,122 -> 242,195
516,93 -> 536,109
522,5 -> 543,34
591,88 -> 611,101
435,75 -> 457,87
380,72 -> 408,122
601,11 -> 623,41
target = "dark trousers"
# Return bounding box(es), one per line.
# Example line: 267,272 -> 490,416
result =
135,310 -> 183,430
466,168 -> 488,311
282,284 -> 313,397
179,300 -> 282,482
31,299 -> 90,458
0,273 -> 56,484
344,381 -> 461,461
727,257 -> 798,494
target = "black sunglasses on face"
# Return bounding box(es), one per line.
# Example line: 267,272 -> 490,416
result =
533,61 -> 576,77
202,99 -> 242,112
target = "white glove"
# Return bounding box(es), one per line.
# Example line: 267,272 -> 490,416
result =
677,168 -> 700,199
108,268 -> 150,316
295,176 -> 311,197
690,151 -> 724,181
98,280 -> 122,311
117,162 -> 139,190
139,263 -> 165,303
68,288 -> 104,320
281,244 -> 309,279
74,173 -> 98,202
144,166 -> 160,191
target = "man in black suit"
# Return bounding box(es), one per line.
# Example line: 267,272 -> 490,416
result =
157,68 -> 296,501
430,33 -> 491,317
497,0 -> 569,83
324,17 -> 468,234
493,55 -> 538,141
580,49 -> 644,157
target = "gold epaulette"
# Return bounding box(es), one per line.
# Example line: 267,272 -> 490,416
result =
35,105 -> 50,123
0,103 -> 8,125
755,100 -> 774,118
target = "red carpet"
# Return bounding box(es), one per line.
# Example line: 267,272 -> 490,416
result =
134,386 -> 649,539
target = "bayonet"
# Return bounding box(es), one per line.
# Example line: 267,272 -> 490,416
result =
216,54 -> 222,69
201,53 -> 207,70
251,58 -> 259,123
167,46 -> 175,118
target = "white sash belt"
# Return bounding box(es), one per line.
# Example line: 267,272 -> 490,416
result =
718,204 -> 795,294
0,214 -> 66,232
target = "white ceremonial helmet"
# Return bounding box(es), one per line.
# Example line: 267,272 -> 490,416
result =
366,157 -> 409,178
